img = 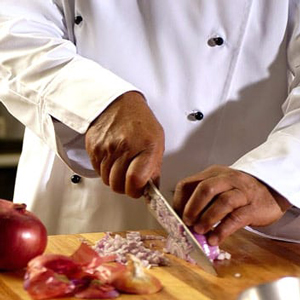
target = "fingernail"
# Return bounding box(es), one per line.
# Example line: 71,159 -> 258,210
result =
208,235 -> 219,246
183,217 -> 192,226
194,224 -> 205,234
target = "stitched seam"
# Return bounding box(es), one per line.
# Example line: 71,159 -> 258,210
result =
207,0 -> 254,165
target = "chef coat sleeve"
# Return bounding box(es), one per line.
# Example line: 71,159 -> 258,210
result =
231,1 -> 300,208
0,1 -> 139,177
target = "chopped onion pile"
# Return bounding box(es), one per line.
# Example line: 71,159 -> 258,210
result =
94,232 -> 169,268
145,190 -> 231,263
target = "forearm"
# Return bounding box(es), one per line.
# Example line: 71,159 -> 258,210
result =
0,1 -> 139,174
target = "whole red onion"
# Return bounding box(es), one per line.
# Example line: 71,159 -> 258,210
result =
0,199 -> 47,271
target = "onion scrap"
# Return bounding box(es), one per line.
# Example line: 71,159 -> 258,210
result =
24,242 -> 162,299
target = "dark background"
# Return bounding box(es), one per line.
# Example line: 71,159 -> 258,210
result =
0,103 -> 24,201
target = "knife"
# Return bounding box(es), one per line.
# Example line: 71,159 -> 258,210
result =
144,180 -> 217,276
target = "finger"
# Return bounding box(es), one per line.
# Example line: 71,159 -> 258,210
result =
109,154 -> 131,194
206,205 -> 251,246
88,153 -> 102,177
100,154 -> 115,186
173,179 -> 201,216
194,189 -> 247,234
173,168 -> 229,217
173,166 -> 226,215
125,149 -> 162,198
182,176 -> 233,226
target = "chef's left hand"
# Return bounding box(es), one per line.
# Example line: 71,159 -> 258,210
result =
173,165 -> 292,246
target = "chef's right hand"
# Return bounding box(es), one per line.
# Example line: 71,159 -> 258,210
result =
85,91 -> 165,198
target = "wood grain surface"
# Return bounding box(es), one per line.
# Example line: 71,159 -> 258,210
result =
1,228 -> 300,300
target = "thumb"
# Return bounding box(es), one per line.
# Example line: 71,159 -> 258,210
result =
125,150 -> 162,198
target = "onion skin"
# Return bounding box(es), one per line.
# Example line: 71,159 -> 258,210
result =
0,199 -> 47,271
24,244 -> 162,299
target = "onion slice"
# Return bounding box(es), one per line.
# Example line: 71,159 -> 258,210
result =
112,255 -> 163,295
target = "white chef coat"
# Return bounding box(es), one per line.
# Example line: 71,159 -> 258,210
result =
1,0 -> 300,240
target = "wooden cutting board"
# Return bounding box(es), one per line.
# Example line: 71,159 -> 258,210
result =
1,228 -> 300,300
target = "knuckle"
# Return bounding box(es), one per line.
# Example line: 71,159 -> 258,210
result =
144,137 -> 164,155
225,169 -> 240,181
217,193 -> 235,208
235,172 -> 250,185
230,168 -> 253,185
199,181 -> 215,198
228,211 -> 246,226
116,138 -> 131,153
106,137 -> 132,155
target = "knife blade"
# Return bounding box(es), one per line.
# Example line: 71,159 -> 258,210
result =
144,179 -> 217,276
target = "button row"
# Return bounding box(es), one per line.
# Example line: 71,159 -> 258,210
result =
74,15 -> 225,47
73,16 -> 218,124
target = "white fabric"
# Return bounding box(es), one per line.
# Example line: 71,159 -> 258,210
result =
0,0 -> 300,240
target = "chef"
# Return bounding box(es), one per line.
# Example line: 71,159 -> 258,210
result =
0,0 -> 300,244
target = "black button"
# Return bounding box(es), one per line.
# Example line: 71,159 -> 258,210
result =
74,16 -> 83,25
207,37 -> 224,47
71,174 -> 81,184
187,110 -> 204,121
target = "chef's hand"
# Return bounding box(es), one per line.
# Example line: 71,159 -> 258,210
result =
173,165 -> 292,246
85,91 -> 165,198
